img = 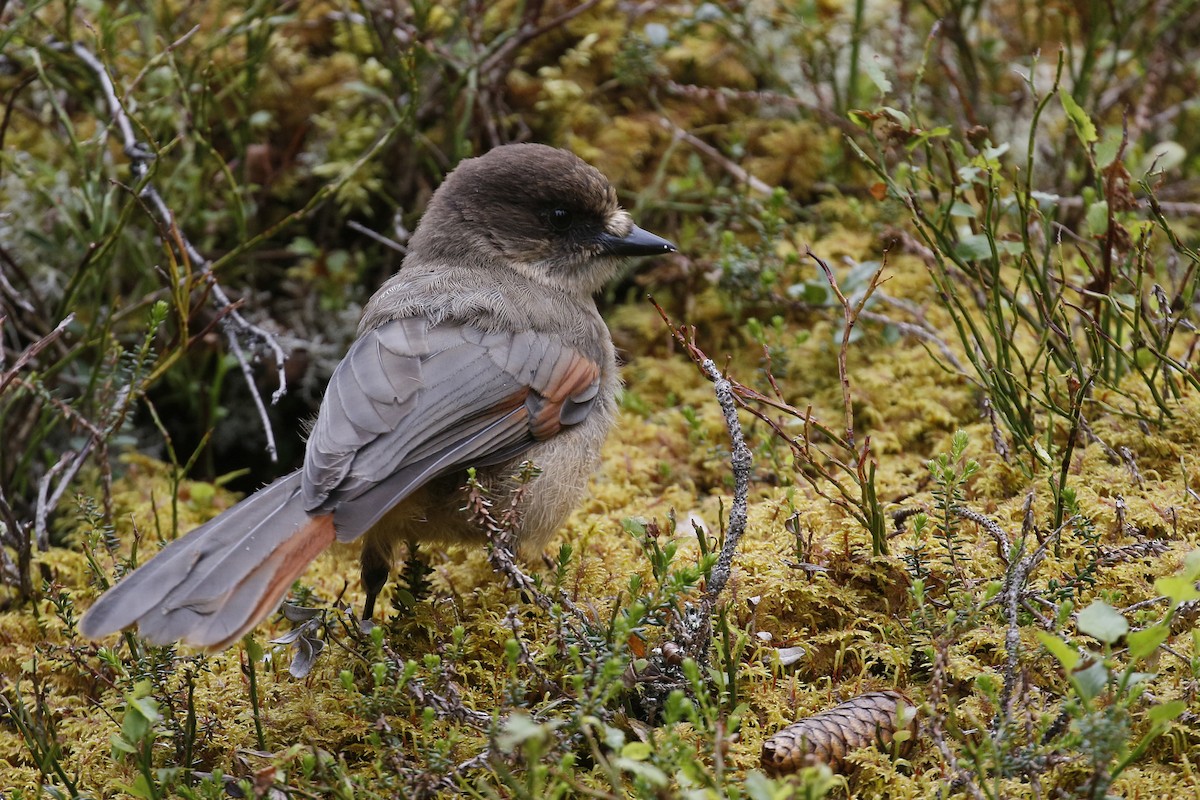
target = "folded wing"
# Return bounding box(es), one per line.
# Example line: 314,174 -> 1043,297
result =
305,317 -> 602,540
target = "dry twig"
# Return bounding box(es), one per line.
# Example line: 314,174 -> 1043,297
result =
70,42 -> 287,460
649,307 -> 752,607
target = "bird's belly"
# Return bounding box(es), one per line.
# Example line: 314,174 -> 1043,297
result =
362,408 -> 613,558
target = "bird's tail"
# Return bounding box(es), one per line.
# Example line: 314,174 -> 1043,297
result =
79,470 -> 336,651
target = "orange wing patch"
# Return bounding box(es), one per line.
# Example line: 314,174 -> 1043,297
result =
530,352 -> 600,440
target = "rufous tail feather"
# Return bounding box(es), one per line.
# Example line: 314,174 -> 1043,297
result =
79,471 -> 336,651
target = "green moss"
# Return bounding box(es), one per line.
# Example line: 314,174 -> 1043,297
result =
3,0 -> 1199,796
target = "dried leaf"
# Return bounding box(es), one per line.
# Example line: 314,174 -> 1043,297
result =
774,645 -> 806,667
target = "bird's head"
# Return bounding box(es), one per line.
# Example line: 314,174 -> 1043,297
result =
409,143 -> 676,296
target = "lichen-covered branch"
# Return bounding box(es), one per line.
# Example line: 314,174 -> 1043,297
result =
649,302 -> 752,605
696,357 -> 752,604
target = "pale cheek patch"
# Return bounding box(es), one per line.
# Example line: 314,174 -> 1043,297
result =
606,209 -> 634,238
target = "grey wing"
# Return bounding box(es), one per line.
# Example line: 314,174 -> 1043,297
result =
301,316 -> 603,542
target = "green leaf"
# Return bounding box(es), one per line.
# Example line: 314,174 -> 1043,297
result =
614,757 -> 669,787
1085,201 -> 1109,237
953,233 -> 994,261
121,775 -> 156,800
1036,631 -> 1080,670
129,695 -> 160,723
848,110 -> 874,129
1073,659 -> 1108,702
1059,89 -> 1097,145
602,723 -> 626,751
1148,699 -> 1186,724
743,771 -> 781,800
621,741 -> 653,761
1126,624 -> 1169,660
864,57 -> 893,94
243,635 -> 263,662
787,280 -> 831,305
1156,574 -> 1200,605
880,106 -> 909,127
1095,128 -> 1123,169
496,713 -> 550,752
905,125 -> 951,151
110,734 -> 137,754
1077,600 -> 1128,644
1157,551 -> 1200,606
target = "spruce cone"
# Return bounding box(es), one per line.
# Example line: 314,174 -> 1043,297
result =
761,690 -> 916,776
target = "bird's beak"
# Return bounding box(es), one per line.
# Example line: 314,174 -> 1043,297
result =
599,224 -> 677,257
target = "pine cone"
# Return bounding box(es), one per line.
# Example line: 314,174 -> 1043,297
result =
761,690 -> 916,776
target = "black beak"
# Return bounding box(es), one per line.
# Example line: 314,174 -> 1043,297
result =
599,224 -> 677,257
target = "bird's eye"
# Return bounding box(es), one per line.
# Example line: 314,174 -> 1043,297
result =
547,207 -> 574,232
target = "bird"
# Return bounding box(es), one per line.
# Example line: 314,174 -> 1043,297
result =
79,143 -> 676,651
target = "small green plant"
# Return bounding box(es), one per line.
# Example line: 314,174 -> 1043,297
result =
1035,552 -> 1198,798
3,663 -> 80,798
713,189 -> 801,323
109,680 -> 179,799
927,430 -> 980,595
850,49 -> 1199,477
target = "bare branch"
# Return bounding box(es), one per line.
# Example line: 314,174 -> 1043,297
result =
0,314 -> 74,395
697,358 -> 752,604
35,445 -> 91,550
659,117 -> 775,196
70,42 -> 286,459
807,248 -> 887,449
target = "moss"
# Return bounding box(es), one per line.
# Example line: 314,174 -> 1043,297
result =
3,0 -> 1200,795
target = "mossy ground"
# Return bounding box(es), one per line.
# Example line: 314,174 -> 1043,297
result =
5,225 -> 1198,794
2,1 -> 1199,797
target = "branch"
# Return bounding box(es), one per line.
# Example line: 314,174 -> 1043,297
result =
648,300 -> 752,604
807,247 -> 887,449
0,314 -> 74,395
658,117 -> 775,196
698,357 -> 752,604
71,42 -> 285,460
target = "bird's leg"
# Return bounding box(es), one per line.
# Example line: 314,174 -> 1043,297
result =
360,545 -> 390,623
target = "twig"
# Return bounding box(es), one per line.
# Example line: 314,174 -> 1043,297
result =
347,220 -> 407,254
647,303 -> 752,604
382,641 -> 492,727
1001,526 -> 1040,725
928,643 -> 989,800
0,486 -> 32,598
34,446 -> 92,550
954,506 -> 1011,561
464,467 -> 587,623
650,296 -> 887,555
696,357 -> 752,604
479,0 -> 605,80
981,396 -> 1012,463
658,117 -> 775,195
808,248 -> 887,449
661,80 -> 862,139
70,42 -> 286,459
0,314 -> 74,396
1,314 -> 84,550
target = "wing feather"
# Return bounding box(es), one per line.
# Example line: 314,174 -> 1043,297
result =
301,318 -> 603,543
